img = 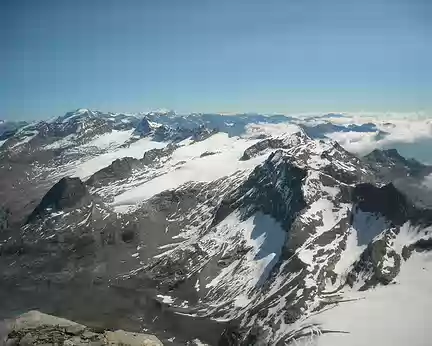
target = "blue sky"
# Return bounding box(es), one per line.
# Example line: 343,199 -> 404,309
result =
1,0 -> 431,120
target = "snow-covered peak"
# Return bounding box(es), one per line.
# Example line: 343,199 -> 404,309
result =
54,108 -> 98,124
143,109 -> 176,117
76,108 -> 91,114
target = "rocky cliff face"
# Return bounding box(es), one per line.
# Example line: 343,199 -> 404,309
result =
27,177 -> 91,223
364,148 -> 432,180
133,118 -> 152,136
86,157 -> 140,188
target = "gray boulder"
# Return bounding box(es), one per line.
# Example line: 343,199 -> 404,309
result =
1,311 -> 163,346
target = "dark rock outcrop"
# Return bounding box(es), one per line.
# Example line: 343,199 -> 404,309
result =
86,157 -> 139,188
142,144 -> 178,165
27,177 -> 90,223
352,183 -> 411,226
200,151 -> 219,158
152,125 -> 217,143
133,117 -> 152,136
239,138 -> 286,161
86,144 -> 179,189
214,150 -> 307,229
347,230 -> 401,290
364,148 -> 432,179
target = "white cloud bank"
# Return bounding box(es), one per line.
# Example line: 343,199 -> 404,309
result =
315,113 -> 432,157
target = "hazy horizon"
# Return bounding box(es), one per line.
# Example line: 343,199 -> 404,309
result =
2,108 -> 432,123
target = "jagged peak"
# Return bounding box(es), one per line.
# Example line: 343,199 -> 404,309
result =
364,148 -> 421,165
278,128 -> 312,145
133,117 -> 152,136
51,108 -> 99,124
366,147 -> 402,159
364,148 -> 427,176
213,150 -> 307,229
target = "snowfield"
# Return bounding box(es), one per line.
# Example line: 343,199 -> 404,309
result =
298,251 -> 432,346
112,132 -> 277,211
54,137 -> 167,180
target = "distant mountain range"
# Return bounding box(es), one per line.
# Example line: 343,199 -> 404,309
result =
0,109 -> 431,346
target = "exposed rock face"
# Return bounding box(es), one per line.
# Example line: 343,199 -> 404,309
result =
151,125 -> 174,142
2,310 -> 163,346
352,182 -> 432,228
86,144 -> 179,189
345,181 -> 432,291
366,148 -> 425,173
27,177 -> 90,223
352,183 -> 411,226
49,117 -> 112,141
142,144 -> 178,165
363,148 -> 432,208
347,229 -> 402,290
132,117 -> 217,143
134,118 -> 152,136
86,157 -> 140,188
151,125 -> 217,143
364,148 -> 432,180
239,138 -> 286,161
187,125 -> 217,142
215,150 -> 307,229
200,151 -> 219,158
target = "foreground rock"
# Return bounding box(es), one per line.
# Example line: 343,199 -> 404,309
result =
1,311 -> 163,346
